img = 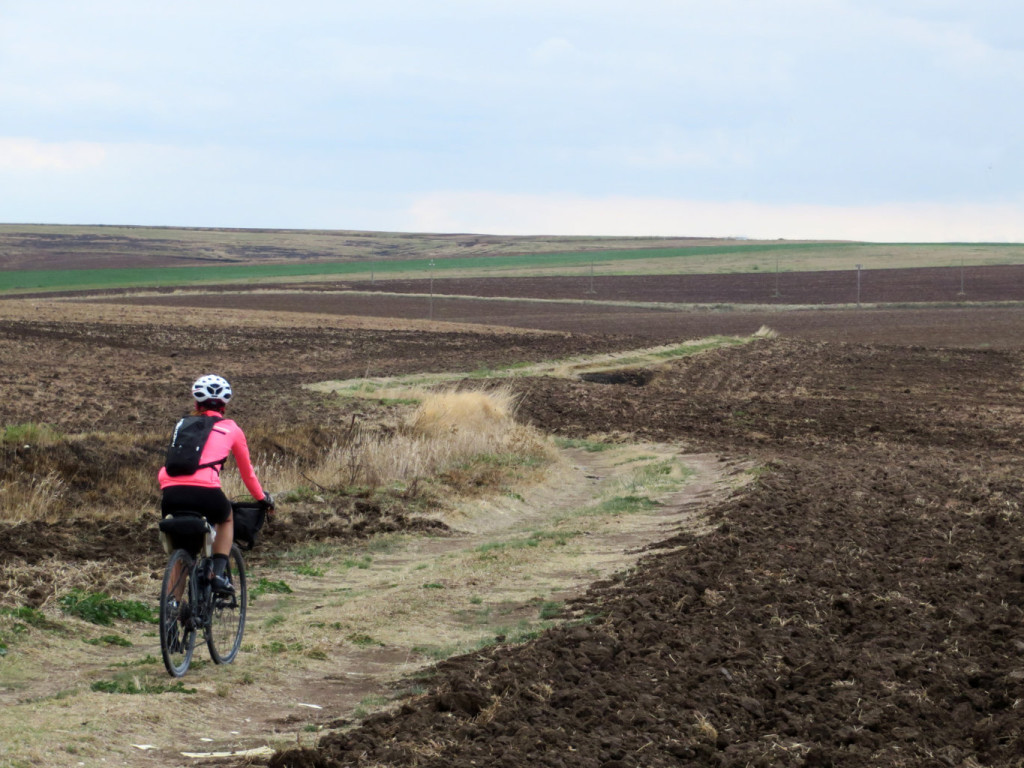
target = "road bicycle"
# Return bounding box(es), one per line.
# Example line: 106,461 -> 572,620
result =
157,503 -> 264,677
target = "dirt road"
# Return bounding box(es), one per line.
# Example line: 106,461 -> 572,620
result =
0,444 -> 738,768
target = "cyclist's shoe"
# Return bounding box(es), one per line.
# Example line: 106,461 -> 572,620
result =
210,573 -> 234,596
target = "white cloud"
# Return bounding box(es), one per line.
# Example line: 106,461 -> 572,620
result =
407,191 -> 1024,242
0,138 -> 106,172
530,37 -> 579,64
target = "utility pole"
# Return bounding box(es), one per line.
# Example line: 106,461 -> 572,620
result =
773,254 -> 780,298
958,256 -> 965,296
429,260 -> 435,320
856,264 -> 862,307
586,260 -> 596,295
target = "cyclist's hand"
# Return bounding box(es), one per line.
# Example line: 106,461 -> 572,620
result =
260,492 -> 276,513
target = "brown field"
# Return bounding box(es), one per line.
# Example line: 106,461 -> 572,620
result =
106,270 -> 1024,348
2,271 -> 1024,767
304,263 -> 1024,305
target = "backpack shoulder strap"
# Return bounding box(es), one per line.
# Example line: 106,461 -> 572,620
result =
196,415 -> 228,472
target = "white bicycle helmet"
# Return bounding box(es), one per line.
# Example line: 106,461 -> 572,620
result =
192,374 -> 233,404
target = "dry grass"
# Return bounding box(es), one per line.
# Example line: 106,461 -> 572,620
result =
0,388 -> 550,523
226,387 -> 554,501
0,471 -> 67,524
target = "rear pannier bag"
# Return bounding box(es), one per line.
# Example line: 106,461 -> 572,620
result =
164,415 -> 225,477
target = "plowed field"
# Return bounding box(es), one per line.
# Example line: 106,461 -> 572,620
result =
2,292 -> 1024,767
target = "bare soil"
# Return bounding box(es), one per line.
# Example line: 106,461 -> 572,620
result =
107,286 -> 1024,348
271,338 -> 1024,768
311,264 -> 1024,305
2,290 -> 1024,767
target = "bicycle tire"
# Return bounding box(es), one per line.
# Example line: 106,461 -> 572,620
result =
206,544 -> 247,664
160,548 -> 197,677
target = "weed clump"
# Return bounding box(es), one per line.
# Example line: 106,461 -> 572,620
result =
58,589 -> 156,626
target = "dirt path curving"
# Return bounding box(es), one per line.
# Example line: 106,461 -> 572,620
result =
0,444 -> 741,768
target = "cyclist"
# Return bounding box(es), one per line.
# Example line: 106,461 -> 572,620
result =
159,374 -> 274,594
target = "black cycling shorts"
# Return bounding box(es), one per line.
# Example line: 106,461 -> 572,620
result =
161,485 -> 232,525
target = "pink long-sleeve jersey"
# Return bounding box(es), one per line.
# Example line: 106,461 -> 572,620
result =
158,411 -> 264,501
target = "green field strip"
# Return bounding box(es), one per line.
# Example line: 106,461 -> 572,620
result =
0,243 -> 828,293
3,241 -> 1023,294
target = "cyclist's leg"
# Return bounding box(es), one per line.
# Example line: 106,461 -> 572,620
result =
198,490 -> 234,591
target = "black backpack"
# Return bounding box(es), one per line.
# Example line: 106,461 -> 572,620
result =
164,415 -> 227,477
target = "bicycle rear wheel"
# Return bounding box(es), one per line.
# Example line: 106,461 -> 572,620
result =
160,548 -> 197,677
207,544 -> 247,664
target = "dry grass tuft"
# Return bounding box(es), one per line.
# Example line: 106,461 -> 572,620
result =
0,557 -> 147,610
227,386 -> 553,500
409,388 -> 517,437
0,472 -> 67,523
754,325 -> 779,339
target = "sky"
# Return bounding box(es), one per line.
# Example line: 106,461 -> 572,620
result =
1,1 -> 1022,241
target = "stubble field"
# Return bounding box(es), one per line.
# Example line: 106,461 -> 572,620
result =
2,269 -> 1024,767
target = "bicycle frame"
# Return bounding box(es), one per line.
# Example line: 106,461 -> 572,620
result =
159,513 -> 248,677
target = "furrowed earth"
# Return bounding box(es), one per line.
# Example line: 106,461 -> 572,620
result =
2,272 -> 1024,768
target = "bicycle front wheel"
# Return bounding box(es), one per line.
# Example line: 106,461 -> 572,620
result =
207,544 -> 247,664
160,548 -> 197,677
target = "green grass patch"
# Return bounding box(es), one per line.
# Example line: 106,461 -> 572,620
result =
0,242 -> 848,294
342,555 -> 373,570
58,590 -> 156,626
475,529 -> 579,559
352,693 -> 392,718
1,423 -> 63,445
346,633 -> 385,647
538,601 -> 564,620
0,606 -> 65,632
250,578 -> 293,599
111,654 -> 160,667
294,564 -> 326,577
90,673 -> 196,694
553,437 -> 614,452
651,337 -> 746,358
84,634 -> 132,647
593,495 -> 663,516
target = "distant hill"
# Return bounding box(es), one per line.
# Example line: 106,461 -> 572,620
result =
0,223 -> 755,271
